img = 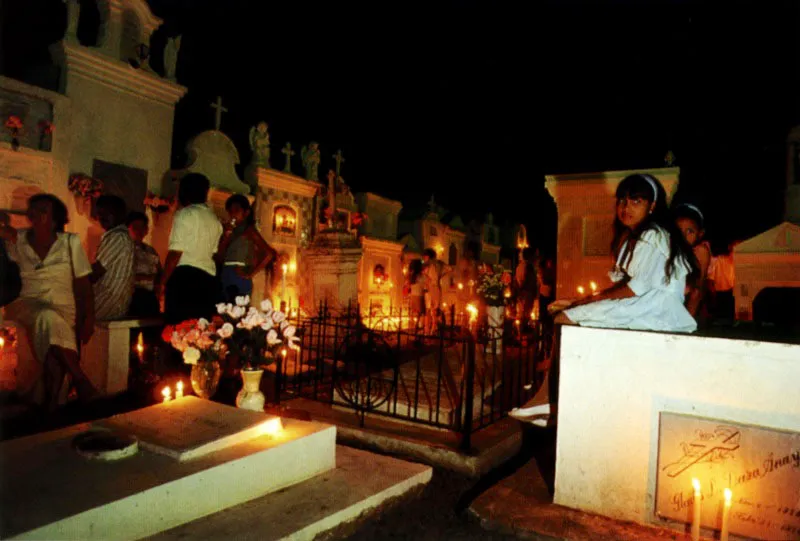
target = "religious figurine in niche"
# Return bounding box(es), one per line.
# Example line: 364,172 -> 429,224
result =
249,122 -> 271,168
301,141 -> 321,181
163,35 -> 182,80
273,205 -> 297,235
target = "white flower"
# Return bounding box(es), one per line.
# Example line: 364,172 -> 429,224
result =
260,318 -> 274,331
198,318 -> 209,330
280,319 -> 290,331
272,311 -> 286,324
183,347 -> 201,365
228,305 -> 246,319
218,323 -> 234,338
247,307 -> 259,318
216,303 -> 229,314
283,325 -> 296,338
282,325 -> 300,350
266,329 -> 281,345
235,295 -> 250,307
260,299 -> 273,313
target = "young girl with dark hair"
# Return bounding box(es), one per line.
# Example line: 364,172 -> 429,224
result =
512,174 -> 698,427
555,173 -> 698,332
674,203 -> 711,323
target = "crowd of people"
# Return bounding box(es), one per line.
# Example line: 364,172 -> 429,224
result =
0,173 -> 275,410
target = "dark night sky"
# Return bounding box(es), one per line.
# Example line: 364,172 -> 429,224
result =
3,0 -> 799,253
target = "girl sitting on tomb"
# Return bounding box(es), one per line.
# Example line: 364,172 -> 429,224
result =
553,174 -> 698,332
674,203 -> 712,326
1,194 -> 99,409
511,174 -> 698,426
218,194 -> 276,302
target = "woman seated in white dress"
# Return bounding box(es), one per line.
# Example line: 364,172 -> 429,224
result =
512,174 -> 699,425
1,194 -> 98,409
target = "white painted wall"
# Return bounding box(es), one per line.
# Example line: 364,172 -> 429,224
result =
554,325 -> 800,526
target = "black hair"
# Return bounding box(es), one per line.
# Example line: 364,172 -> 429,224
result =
28,193 -> 69,232
225,194 -> 255,226
674,203 -> 705,230
423,248 -> 437,259
611,174 -> 698,284
95,195 -> 127,220
126,211 -> 149,227
178,173 -> 211,206
408,259 -> 423,285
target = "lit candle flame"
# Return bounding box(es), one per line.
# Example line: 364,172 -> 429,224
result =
577,286 -> 585,295
259,417 -> 283,437
724,488 -> 732,504
281,263 -> 288,275
281,348 -> 288,358
289,260 -> 297,273
136,332 -> 144,355
162,386 -> 171,403
176,380 -> 184,398
457,283 -> 464,290
590,281 -> 597,293
0,336 -> 4,348
692,478 -> 700,492
515,319 -> 520,326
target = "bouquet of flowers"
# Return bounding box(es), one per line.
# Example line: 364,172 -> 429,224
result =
143,192 -> 176,213
37,120 -> 55,136
5,116 -> 23,151
68,173 -> 104,198
476,264 -> 511,307
162,297 -> 299,370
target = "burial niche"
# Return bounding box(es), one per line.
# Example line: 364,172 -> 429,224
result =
273,205 -> 297,236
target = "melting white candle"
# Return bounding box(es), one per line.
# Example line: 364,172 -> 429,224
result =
720,488 -> 732,541
691,478 -> 701,541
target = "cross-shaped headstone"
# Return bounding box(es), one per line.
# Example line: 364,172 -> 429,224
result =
281,143 -> 295,173
210,96 -> 228,130
332,149 -> 345,179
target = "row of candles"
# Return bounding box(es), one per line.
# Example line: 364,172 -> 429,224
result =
162,381 -> 184,402
576,281 -> 598,296
691,478 -> 733,541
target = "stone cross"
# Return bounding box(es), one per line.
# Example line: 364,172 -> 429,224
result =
210,96 -> 227,130
64,0 -> 80,43
281,143 -> 295,173
326,169 -> 336,228
332,149 -> 345,179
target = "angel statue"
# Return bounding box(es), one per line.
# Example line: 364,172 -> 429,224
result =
249,121 -> 271,168
301,141 -> 321,181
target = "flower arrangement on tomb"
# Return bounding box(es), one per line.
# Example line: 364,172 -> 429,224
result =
37,120 -> 55,136
350,212 -> 367,229
143,192 -> 177,213
68,173 -> 104,198
5,115 -> 23,151
162,297 -> 299,371
476,264 -> 511,307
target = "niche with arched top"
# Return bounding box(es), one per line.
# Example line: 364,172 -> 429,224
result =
273,205 -> 297,236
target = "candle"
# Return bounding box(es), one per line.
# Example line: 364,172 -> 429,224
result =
289,260 -> 297,273
281,263 -> 288,300
720,488 -> 731,541
162,386 -> 172,403
0,336 -> 4,348
589,281 -> 597,293
176,380 -> 184,399
577,285 -> 585,296
691,478 -> 701,541
136,332 -> 144,362
457,282 -> 464,291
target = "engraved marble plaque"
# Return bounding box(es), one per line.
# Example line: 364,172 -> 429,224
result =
656,412 -> 800,540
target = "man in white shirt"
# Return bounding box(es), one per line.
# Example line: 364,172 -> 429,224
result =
91,195 -> 134,320
160,173 -> 223,324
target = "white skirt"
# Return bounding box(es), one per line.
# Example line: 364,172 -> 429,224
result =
564,289 -> 697,333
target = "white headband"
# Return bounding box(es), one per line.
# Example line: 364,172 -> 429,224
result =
679,203 -> 704,223
641,175 -> 659,203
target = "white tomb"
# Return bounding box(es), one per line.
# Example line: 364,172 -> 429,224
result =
1,397 -> 336,540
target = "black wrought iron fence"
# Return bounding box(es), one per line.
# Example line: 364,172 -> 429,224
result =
274,301 -> 548,450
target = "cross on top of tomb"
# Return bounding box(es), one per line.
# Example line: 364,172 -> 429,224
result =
282,142 -> 296,173
332,149 -> 345,178
210,96 -> 228,130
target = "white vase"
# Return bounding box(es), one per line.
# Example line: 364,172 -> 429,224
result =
236,369 -> 265,412
486,305 -> 504,355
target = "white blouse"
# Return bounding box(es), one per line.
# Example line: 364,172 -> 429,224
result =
168,204 -> 223,276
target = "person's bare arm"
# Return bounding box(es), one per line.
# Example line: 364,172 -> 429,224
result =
243,228 -> 276,278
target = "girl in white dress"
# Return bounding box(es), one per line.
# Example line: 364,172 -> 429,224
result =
1,194 -> 98,409
556,174 -> 698,332
511,174 -> 698,426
